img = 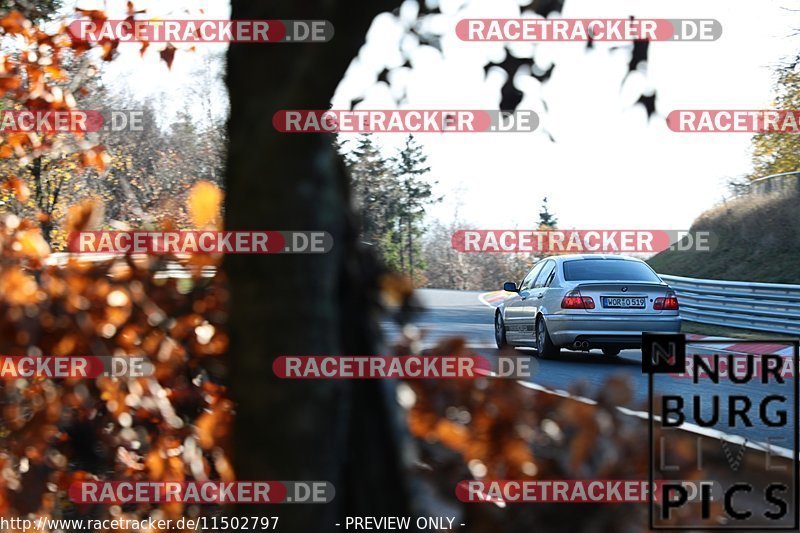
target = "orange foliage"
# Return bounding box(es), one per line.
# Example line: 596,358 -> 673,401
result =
0,211 -> 231,519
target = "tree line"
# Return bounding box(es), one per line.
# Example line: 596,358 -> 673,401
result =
339,133 -> 438,282
0,57 -> 226,246
421,198 -> 558,291
341,133 -> 561,290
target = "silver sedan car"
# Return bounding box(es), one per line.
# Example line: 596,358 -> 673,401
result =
495,255 -> 681,357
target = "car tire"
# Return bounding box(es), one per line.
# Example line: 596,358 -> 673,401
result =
495,311 -> 507,349
535,317 -> 560,359
602,348 -> 621,357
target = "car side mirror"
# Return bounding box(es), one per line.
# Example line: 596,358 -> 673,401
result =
503,281 -> 518,292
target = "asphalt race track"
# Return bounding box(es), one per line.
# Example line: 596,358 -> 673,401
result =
382,289 -> 797,453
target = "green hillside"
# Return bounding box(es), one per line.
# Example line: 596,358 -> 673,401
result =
648,190 -> 800,284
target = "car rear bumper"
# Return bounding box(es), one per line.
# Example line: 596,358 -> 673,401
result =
544,314 -> 681,349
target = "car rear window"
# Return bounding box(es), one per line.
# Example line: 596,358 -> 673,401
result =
562,259 -> 661,282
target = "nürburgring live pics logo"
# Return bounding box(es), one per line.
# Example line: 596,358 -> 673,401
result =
645,333 -> 799,530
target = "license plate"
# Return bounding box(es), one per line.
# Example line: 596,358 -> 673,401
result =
602,296 -> 646,309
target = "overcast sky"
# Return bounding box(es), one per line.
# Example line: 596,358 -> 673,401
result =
85,0 -> 800,230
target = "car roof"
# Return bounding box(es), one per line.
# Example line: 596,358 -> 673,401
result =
546,254 -> 644,263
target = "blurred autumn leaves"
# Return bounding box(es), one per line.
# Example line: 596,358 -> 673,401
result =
188,181 -> 223,229
0,180 -> 230,520
0,8 -> 109,166
400,335 -> 645,483
0,5 -> 238,520
396,335 -> 656,530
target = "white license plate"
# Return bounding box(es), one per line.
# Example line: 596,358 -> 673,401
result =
602,296 -> 646,308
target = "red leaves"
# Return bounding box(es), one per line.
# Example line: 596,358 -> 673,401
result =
100,40 -> 119,62
127,1 -> 147,16
0,132 -> 34,158
2,176 -> 30,203
160,43 -> 177,70
380,272 -> 415,306
0,11 -> 92,160
400,323 -> 657,495
12,229 -> 50,261
0,2 -> 183,165
71,9 -> 118,61
0,72 -> 22,97
0,266 -> 40,305
71,3 -> 179,68
79,146 -> 111,172
0,11 -> 29,34
74,8 -> 107,25
196,398 -> 233,450
64,198 -> 104,235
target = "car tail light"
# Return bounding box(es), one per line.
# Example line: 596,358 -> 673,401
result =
561,290 -> 595,309
654,290 -> 679,310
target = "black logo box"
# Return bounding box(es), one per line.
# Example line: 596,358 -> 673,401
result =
645,335 -> 799,530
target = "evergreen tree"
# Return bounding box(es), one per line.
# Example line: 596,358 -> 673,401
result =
538,196 -> 558,229
343,134 -> 403,257
339,134 -> 438,279
392,134 -> 437,280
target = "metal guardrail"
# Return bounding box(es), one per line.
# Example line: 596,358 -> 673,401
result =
660,274 -> 800,336
749,170 -> 800,195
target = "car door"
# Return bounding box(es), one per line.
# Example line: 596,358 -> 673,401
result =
505,262 -> 544,341
522,260 -> 556,326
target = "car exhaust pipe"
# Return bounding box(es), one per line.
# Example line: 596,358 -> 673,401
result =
573,340 -> 590,350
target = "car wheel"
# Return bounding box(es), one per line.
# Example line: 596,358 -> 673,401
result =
535,317 -> 560,359
602,348 -> 621,357
494,312 -> 507,349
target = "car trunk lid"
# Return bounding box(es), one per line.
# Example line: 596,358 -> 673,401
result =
575,282 -> 671,314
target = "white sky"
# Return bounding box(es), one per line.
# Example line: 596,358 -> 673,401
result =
332,0 -> 800,230
63,0 -> 229,126
81,0 -> 800,230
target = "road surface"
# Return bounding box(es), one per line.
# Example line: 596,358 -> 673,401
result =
383,289 -> 796,451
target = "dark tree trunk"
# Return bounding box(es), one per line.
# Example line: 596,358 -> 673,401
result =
409,218 -> 414,282
224,2 -> 408,531
30,156 -> 52,244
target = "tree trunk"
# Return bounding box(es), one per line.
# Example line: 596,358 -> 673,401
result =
30,156 -> 52,244
408,217 -> 414,283
224,2 -> 408,531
